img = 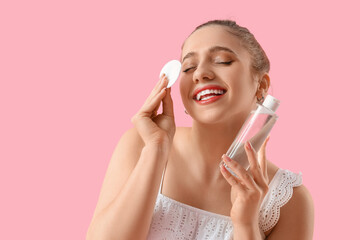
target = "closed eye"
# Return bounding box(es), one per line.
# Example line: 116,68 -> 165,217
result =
218,61 -> 233,65
183,67 -> 194,73
183,61 -> 233,73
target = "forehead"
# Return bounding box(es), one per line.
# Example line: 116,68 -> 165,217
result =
181,25 -> 248,60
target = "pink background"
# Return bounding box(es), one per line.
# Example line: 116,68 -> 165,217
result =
1,0 -> 358,239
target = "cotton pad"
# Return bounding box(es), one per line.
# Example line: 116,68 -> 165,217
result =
159,60 -> 181,88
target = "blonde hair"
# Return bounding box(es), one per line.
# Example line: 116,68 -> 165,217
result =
182,19 -> 270,78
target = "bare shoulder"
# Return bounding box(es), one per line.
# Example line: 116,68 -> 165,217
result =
266,160 -> 280,184
266,183 -> 315,240
108,126 -> 145,180
119,127 -> 145,152
108,127 -> 145,171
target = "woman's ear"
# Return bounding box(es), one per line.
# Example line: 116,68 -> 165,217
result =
255,73 -> 270,101
258,73 -> 270,93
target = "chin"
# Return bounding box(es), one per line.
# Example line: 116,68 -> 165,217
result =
191,110 -> 228,125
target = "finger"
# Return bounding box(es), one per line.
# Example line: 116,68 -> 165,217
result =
220,164 -> 248,193
219,163 -> 241,186
258,136 -> 270,183
151,92 -> 163,117
222,154 -> 257,190
155,73 -> 167,90
149,74 -> 168,101
143,75 -> 167,109
162,87 -> 174,117
152,78 -> 169,114
245,141 -> 268,189
140,87 -> 167,116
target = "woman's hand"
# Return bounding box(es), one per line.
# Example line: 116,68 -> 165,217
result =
219,136 -> 270,228
131,74 -> 176,147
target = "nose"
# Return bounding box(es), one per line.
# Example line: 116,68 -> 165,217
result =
192,62 -> 215,84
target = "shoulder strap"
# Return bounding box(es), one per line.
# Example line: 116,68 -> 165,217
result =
158,161 -> 168,194
258,168 -> 303,233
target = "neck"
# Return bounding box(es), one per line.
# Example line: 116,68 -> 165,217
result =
188,113 -> 248,183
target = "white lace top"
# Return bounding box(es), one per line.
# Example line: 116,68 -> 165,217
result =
147,167 -> 302,240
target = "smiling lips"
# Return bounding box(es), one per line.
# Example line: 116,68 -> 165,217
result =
192,85 -> 227,105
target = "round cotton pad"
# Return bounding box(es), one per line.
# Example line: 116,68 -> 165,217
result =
159,60 -> 181,88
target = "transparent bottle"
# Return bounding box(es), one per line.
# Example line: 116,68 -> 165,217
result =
220,95 -> 280,178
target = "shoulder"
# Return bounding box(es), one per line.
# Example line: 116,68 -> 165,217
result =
279,183 -> 314,222
121,126 -> 144,145
266,160 -> 280,184
117,127 -> 144,151
121,126 -> 188,147
281,183 -> 314,224
266,181 -> 315,239
112,127 -> 145,167
118,126 -> 186,155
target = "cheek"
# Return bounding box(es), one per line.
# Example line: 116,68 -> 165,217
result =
179,76 -> 191,101
230,74 -> 253,94
229,79 -> 246,96
228,78 -> 255,108
179,73 -> 191,89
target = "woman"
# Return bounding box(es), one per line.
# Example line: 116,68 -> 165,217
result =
87,20 -> 314,240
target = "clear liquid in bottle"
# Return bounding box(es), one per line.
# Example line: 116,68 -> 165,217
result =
220,95 -> 280,178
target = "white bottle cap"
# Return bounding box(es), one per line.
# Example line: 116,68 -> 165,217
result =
159,60 -> 182,88
262,94 -> 280,112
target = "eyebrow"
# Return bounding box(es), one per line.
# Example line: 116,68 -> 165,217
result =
181,46 -> 237,63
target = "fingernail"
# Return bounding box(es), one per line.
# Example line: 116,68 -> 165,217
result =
223,154 -> 231,162
246,141 -> 251,150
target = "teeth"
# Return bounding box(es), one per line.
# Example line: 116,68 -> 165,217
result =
196,89 -> 224,101
202,95 -> 216,101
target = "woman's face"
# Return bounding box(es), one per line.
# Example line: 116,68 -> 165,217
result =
179,25 -> 259,124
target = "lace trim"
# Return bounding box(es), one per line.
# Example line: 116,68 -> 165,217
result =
259,169 -> 303,232
158,193 -> 232,221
